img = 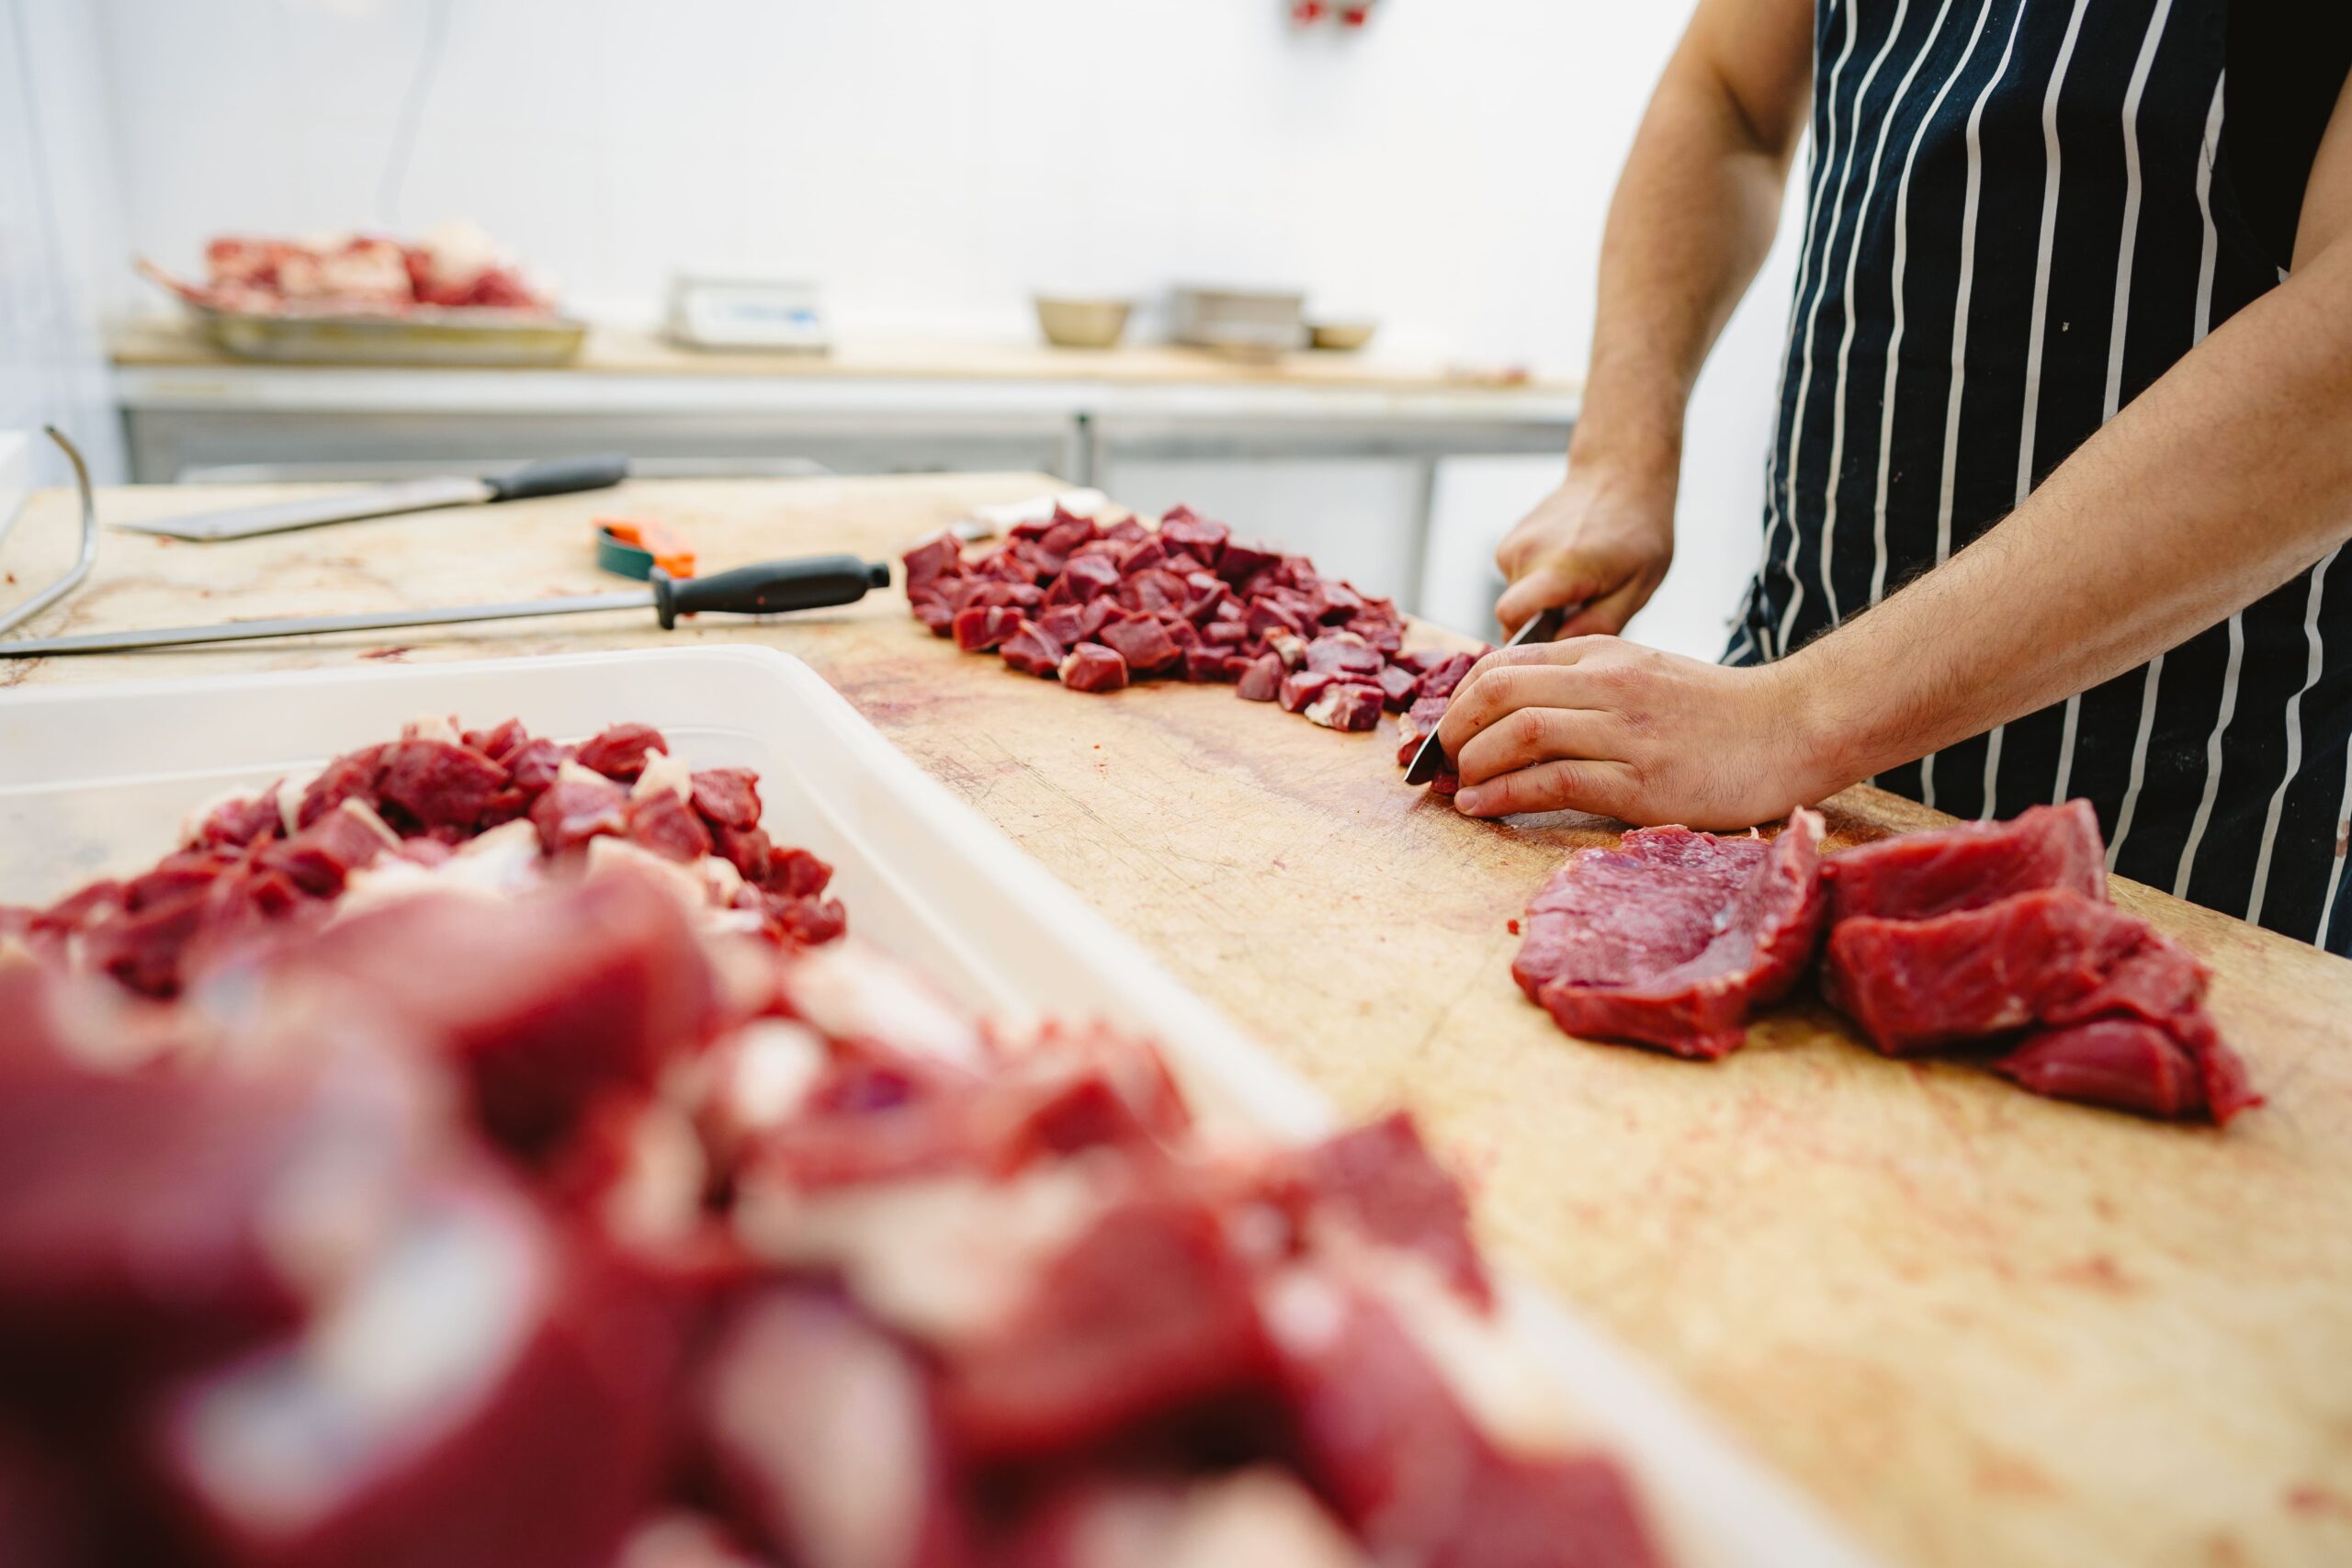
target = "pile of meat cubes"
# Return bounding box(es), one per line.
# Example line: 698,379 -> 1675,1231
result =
0,727 -> 1669,1568
903,506 -> 1484,778
2,718 -> 845,1002
1512,802 -> 2257,1125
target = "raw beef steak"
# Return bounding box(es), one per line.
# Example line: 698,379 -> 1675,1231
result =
1823,800 -> 2106,922
1512,810 -> 1827,1060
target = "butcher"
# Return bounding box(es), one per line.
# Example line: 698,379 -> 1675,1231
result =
1438,0 -> 2352,954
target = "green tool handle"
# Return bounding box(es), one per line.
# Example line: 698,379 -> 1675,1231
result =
653,555 -> 891,628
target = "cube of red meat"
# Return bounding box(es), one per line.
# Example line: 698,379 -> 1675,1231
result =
1418,653 -> 1479,701
764,846 -> 833,899
758,892 -> 848,952
1992,1018 -> 2211,1120
1182,647 -> 1235,682
468,717 -> 530,763
1057,553 -> 1121,602
1220,653 -> 1261,682
575,725 -> 670,783
531,769 -> 629,854
1076,597 -> 1118,641
1234,654 -> 1285,703
901,533 -> 964,593
952,605 -> 1024,652
1116,537 -> 1168,574
689,768 -> 763,832
259,800 -> 395,896
1204,617 -> 1250,647
1038,515 -> 1096,558
296,744 -> 387,829
376,738 -> 511,831
1307,580 -> 1366,624
1058,643 -> 1130,693
1303,682 -> 1385,732
713,823 -> 773,885
1159,508 -> 1230,565
1351,616 -> 1406,656
1037,604 -> 1088,648
1215,539 -> 1280,587
1247,601 -> 1310,641
700,1292 -> 970,1568
1182,572 -> 1231,623
1278,670 -> 1339,713
153,1178 -> 671,1568
1824,799 -> 2108,923
288,874 -> 718,1155
1303,631 -> 1384,677
1098,614 -> 1182,675
505,738 -> 572,794
967,581 -> 1045,612
1376,663 -> 1422,710
979,551 -> 1041,586
1114,568 -> 1188,617
1001,618 -> 1069,678
1265,1113 -> 1489,1307
912,596 -> 956,636
626,790 -> 716,863
191,791 -> 282,850
942,1194 -> 1272,1461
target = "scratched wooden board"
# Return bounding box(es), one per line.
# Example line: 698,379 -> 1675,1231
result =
4,475 -> 2348,1568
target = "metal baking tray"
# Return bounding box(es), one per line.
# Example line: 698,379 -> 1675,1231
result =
185,301 -> 588,367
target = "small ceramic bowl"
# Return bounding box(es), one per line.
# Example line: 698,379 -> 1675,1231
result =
1034,297 -> 1132,349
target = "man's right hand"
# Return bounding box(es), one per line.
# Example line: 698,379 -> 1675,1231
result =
1492,465 -> 1677,638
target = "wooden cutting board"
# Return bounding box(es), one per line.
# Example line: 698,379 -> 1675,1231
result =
5,473 -> 2348,1568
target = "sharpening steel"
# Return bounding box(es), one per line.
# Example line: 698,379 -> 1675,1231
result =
117,453 -> 632,542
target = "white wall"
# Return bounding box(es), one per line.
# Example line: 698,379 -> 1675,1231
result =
89,0 -> 1798,655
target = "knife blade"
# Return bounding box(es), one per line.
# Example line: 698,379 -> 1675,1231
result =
0,554 -> 891,658
1403,604 -> 1570,786
117,453 -> 631,542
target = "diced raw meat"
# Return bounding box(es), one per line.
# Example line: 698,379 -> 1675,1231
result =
1059,643 -> 1130,694
912,597 -> 956,636
1263,1113 -> 1489,1308
575,725 -> 669,783
952,605 -> 1023,652
1037,604 -> 1088,648
1304,631 -> 1385,678
1076,597 -> 1118,641
288,874 -> 718,1155
1116,568 -> 1189,616
1236,654 -> 1284,703
700,1291 -> 970,1568
942,1193 -> 1272,1461
1099,614 -> 1182,675
713,824 -> 773,885
765,846 -> 835,900
190,791 -> 282,850
1514,812 -> 1826,1060
1001,618 -> 1068,678
966,581 -> 1045,612
627,790 -> 717,864
1825,800 -> 2107,923
505,738 -> 572,794
1182,647 -> 1234,682
297,745 -> 386,829
153,1176 -> 671,1568
1215,538 -> 1281,587
901,533 -> 964,592
689,768 -> 762,831
1418,653 -> 1479,702
261,799 -> 398,895
532,768 -> 629,854
1304,682 -> 1385,732
1279,670 -> 1339,714
1263,1274 -> 1661,1568
1059,553 -> 1122,602
1376,663 -> 1422,711
1159,507 -> 1230,565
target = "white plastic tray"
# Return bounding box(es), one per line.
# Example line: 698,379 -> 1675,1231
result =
0,648 -> 1876,1568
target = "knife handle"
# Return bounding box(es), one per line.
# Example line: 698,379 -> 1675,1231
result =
654,555 -> 891,628
487,452 -> 630,502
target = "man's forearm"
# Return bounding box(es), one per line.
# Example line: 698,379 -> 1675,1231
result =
1572,30 -> 1807,491
1783,239 -> 2352,793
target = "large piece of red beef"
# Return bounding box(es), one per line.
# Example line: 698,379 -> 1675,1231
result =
1511,809 -> 1827,1060
1821,807 -> 2258,1124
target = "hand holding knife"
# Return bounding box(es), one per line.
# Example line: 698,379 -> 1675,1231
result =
1403,604 -> 1572,786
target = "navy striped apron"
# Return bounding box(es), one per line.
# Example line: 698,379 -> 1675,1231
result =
1727,0 -> 2352,953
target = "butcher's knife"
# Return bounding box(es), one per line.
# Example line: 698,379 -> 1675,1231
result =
116,453 -> 631,542
0,554 -> 890,659
1403,604 -> 1569,786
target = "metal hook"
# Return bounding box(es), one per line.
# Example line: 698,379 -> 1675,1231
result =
0,427 -> 100,639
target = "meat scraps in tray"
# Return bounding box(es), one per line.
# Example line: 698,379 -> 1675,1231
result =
0,716 -> 844,1002
1511,800 -> 2258,1125
903,504 -> 1489,790
0,721 -> 1672,1568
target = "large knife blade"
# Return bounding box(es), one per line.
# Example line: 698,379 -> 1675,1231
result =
0,554 -> 890,659
117,453 -> 630,542
1403,604 -> 1570,786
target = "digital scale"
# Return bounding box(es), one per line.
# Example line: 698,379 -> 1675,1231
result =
665,276 -> 831,354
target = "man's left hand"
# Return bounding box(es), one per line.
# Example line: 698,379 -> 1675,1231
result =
1434,637 -> 1838,828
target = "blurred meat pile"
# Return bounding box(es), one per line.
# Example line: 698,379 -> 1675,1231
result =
0,721 -> 1668,1568
141,220 -> 552,316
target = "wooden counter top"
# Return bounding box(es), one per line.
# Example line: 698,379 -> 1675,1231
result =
110,316 -> 1575,398
3,474 -> 2347,1568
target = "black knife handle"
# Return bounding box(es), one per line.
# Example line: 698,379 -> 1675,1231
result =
487,452 -> 630,502
653,555 -> 892,628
